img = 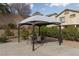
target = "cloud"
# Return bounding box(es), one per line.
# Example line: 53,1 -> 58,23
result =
45,3 -> 69,7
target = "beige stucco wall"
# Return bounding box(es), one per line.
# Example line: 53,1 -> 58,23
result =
56,11 -> 79,25
47,14 -> 58,27
47,10 -> 79,27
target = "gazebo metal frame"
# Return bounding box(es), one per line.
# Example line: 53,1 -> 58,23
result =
17,15 -> 63,51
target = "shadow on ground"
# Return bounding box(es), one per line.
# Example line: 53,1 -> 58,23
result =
34,37 -> 58,51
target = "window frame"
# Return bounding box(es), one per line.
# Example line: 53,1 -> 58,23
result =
60,17 -> 65,23
70,14 -> 76,18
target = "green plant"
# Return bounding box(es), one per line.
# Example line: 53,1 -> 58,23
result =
62,26 -> 79,41
4,27 -> 14,36
0,35 -> 8,43
40,26 -> 79,41
21,28 -> 29,40
47,27 -> 59,38
40,26 -> 47,36
8,23 -> 16,29
0,3 -> 11,14
40,26 -> 59,38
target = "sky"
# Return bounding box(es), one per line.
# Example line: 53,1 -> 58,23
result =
30,3 -> 79,15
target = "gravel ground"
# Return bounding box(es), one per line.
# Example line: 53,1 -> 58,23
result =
0,39 -> 79,56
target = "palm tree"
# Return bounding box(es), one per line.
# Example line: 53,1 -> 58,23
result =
0,3 -> 11,14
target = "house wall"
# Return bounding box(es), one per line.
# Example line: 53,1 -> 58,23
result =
47,14 -> 58,27
56,10 -> 79,26
47,10 -> 79,28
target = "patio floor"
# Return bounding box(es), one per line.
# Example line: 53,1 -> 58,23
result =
0,39 -> 79,56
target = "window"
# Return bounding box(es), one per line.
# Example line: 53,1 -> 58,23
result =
70,14 -> 76,18
60,17 -> 65,23
64,11 -> 69,15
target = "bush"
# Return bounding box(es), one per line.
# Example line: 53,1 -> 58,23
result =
62,26 -> 79,41
40,26 -> 79,41
47,27 -> 59,38
8,23 -> 16,29
21,28 -> 29,40
40,26 -> 59,38
40,26 -> 48,36
0,35 -> 8,43
4,27 -> 14,36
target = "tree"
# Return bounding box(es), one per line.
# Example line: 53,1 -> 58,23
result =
9,3 -> 31,18
0,3 -> 11,14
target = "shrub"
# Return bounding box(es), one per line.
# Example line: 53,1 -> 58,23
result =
40,26 -> 47,35
40,26 -> 59,38
4,27 -> 14,36
21,28 -> 29,40
0,35 -> 8,43
40,26 -> 79,41
47,27 -> 59,38
62,26 -> 79,41
8,23 -> 16,29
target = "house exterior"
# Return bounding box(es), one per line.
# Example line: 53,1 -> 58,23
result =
47,9 -> 79,28
47,13 -> 58,27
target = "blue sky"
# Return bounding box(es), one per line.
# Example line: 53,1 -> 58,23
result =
30,3 -> 79,15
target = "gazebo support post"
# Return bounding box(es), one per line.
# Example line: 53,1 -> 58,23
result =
18,25 -> 20,43
59,25 -> 63,45
32,25 -> 35,51
38,26 -> 41,36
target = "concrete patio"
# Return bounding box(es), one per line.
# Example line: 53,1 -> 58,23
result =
0,39 -> 79,56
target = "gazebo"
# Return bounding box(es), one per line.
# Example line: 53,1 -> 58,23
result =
17,15 -> 63,51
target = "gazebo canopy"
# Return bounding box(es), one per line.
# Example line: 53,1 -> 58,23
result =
18,15 -> 61,26
17,15 -> 62,51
